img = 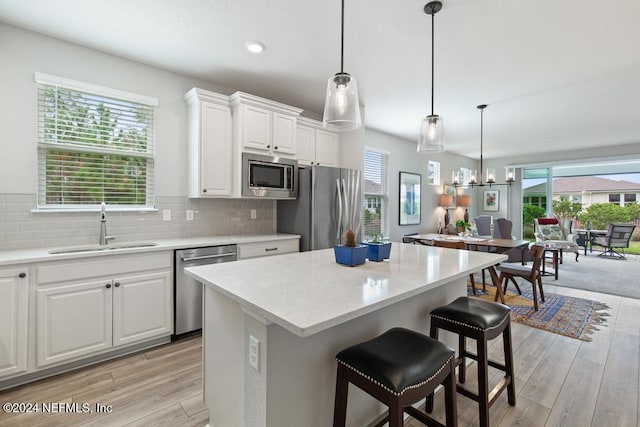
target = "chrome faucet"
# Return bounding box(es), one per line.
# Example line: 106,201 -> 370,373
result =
99,202 -> 115,245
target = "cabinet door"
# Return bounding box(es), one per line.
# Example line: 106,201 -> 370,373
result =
200,102 -> 232,196
112,270 -> 172,347
37,280 -> 112,367
0,267 -> 28,378
315,129 -> 339,167
242,105 -> 271,151
272,112 -> 296,155
295,125 -> 315,166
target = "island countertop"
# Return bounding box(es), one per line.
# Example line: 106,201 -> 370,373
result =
186,243 -> 507,337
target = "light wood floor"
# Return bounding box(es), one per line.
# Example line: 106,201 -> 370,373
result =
1,284 -> 638,427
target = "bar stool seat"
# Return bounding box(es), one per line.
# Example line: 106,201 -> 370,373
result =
429,297 -> 515,427
333,327 -> 458,427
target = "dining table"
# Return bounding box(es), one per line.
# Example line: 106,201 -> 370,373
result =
403,233 -> 531,304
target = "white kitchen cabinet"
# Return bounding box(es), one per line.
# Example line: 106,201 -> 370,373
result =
112,270 -> 172,347
185,88 -> 232,197
237,238 -> 299,260
296,118 -> 340,167
0,266 -> 28,378
36,252 -> 172,367
230,92 -> 302,157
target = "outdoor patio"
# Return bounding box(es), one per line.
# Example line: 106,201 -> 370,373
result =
539,251 -> 640,300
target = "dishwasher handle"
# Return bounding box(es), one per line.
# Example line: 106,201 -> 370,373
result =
181,252 -> 236,263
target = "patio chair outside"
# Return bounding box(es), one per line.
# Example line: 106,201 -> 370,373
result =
533,217 -> 580,261
591,223 -> 636,259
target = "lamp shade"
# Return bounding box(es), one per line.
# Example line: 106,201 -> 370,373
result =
438,194 -> 453,207
323,72 -> 361,131
457,194 -> 471,207
417,114 -> 445,153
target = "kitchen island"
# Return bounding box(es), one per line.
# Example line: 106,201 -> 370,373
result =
186,243 -> 507,427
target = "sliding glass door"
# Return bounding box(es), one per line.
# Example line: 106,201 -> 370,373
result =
522,167 -> 552,238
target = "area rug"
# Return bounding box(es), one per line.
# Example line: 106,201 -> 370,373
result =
468,285 -> 609,341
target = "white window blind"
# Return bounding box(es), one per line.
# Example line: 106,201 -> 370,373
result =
363,149 -> 389,238
36,73 -> 157,209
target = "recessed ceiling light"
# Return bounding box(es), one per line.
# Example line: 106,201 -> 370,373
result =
245,42 -> 265,54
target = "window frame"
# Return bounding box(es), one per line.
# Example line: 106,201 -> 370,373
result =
363,148 -> 389,239
34,73 -> 158,212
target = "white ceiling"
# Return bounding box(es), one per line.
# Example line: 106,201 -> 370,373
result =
1,0 -> 639,159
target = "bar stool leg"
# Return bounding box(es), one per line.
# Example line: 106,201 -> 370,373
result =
503,324 -> 517,406
458,334 -> 466,384
333,364 -> 349,427
444,359 -> 458,427
477,334 -> 490,427
426,322 -> 439,414
389,400 -> 403,427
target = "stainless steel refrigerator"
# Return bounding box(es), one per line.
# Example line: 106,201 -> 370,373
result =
277,165 -> 361,251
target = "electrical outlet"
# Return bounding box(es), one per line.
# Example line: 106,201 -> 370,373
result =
186,210 -> 194,221
162,209 -> 171,221
249,335 -> 259,371
250,209 -> 257,220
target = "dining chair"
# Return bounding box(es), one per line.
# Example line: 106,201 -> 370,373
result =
474,215 -> 492,237
496,245 -> 545,310
432,240 -> 479,295
495,218 -> 528,263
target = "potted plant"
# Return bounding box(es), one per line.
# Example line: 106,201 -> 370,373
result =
362,231 -> 392,262
334,229 -> 368,266
455,219 -> 471,234
333,170 -> 368,266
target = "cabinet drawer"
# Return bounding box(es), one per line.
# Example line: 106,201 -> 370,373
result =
238,239 -> 299,260
37,252 -> 172,286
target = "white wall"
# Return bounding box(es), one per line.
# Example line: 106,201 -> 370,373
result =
364,129 -> 476,241
0,22 -> 238,196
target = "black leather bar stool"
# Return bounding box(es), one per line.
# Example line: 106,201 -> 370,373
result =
333,327 -> 458,427
428,297 -> 515,427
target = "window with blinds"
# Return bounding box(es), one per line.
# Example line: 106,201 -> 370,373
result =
35,73 -> 157,209
363,149 -> 389,238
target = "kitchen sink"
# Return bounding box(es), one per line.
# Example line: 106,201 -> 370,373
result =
48,242 -> 158,254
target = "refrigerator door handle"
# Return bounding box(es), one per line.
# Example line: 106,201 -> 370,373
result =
336,178 -> 343,244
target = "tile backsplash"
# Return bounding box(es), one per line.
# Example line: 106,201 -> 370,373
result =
0,194 -> 276,250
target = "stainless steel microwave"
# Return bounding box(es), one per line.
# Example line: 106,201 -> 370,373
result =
242,152 -> 298,199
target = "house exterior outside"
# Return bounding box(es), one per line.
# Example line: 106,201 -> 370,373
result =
524,176 -> 640,208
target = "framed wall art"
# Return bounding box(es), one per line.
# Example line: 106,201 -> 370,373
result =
483,189 -> 499,212
399,171 -> 421,225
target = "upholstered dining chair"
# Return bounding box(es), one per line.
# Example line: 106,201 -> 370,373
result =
474,215 -> 492,238
496,244 -> 545,310
432,240 -> 479,295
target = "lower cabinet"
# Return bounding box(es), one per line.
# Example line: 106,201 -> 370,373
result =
0,266 -> 29,378
36,253 -> 172,368
237,238 -> 299,260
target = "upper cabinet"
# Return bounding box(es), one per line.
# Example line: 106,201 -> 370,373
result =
296,117 -> 340,167
185,88 -> 232,198
230,92 -> 302,157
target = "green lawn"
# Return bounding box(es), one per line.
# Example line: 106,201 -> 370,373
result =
627,241 -> 640,255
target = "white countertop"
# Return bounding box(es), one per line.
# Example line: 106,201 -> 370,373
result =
0,234 -> 300,266
186,243 -> 507,337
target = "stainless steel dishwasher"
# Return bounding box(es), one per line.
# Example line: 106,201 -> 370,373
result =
174,245 -> 237,337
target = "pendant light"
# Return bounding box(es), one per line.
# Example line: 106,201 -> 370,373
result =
323,0 -> 361,131
417,1 -> 445,153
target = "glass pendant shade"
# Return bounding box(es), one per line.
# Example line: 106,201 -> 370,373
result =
323,72 -> 361,131
417,114 -> 445,153
486,168 -> 496,183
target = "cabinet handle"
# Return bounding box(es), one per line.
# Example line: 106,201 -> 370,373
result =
310,161 -> 314,165
203,189 -> 207,193
106,283 -> 112,289
18,272 -> 26,278
274,146 -> 278,150
316,163 -> 320,166
264,247 -> 278,252
267,145 -> 271,149
114,282 -> 121,287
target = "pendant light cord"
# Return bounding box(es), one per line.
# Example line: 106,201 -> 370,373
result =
340,0 -> 345,73
480,107 -> 484,183
431,11 -> 435,115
